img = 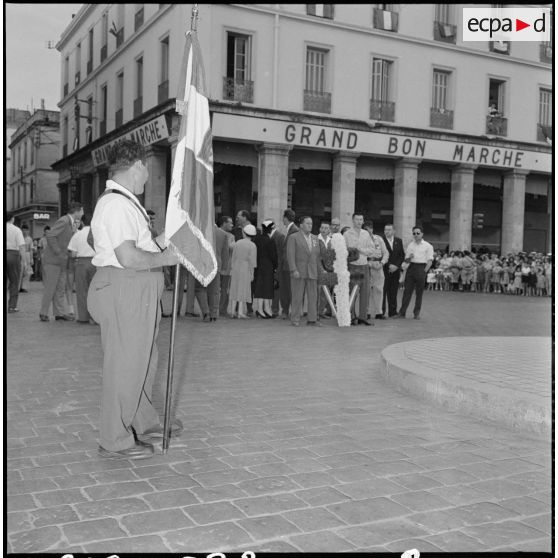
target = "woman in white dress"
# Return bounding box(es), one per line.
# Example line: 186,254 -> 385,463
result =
228,224 -> 257,318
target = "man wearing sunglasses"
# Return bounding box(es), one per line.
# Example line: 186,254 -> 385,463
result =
396,226 -> 433,320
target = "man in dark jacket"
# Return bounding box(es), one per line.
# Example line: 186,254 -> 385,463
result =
381,223 -> 405,317
280,208 -> 298,319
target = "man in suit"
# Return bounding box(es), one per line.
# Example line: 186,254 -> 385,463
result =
232,209 -> 251,241
218,215 -> 235,316
267,220 -> 284,317
287,215 -> 321,327
207,220 -> 232,322
280,208 -> 298,319
382,223 -> 405,318
40,201 -> 84,321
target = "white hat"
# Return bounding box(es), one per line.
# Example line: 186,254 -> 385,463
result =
243,224 -> 257,237
262,219 -> 274,227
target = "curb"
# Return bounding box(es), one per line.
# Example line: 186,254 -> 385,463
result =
380,337 -> 551,440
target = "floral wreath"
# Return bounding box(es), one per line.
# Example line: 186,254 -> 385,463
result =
330,233 -> 351,327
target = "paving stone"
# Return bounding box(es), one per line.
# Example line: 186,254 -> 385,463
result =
285,458 -> 330,473
287,470 -> 338,488
502,538 -> 552,552
189,484 -> 249,503
143,489 -> 200,509
67,458 -> 134,475
294,486 -> 351,507
163,522 -> 253,552
427,484 -> 496,506
335,477 -> 408,499
81,535 -> 170,552
34,488 -> 88,507
8,511 -> 32,533
498,495 -> 551,516
171,457 -> 231,475
31,505 -> 79,527
274,448 -> 321,460
84,480 -> 153,500
51,474 -> 95,488
63,517 -> 128,543
8,478 -> 58,495
74,497 -> 150,519
238,539 -> 300,552
450,501 -> 519,525
90,468 -> 139,483
147,473 -> 198,490
327,497 -> 410,525
234,493 -> 308,516
192,468 -> 258,487
421,467 -> 479,486
317,451 -> 375,469
247,462 -> 297,477
183,501 -> 246,525
238,514 -> 301,539
425,530 -> 488,551
20,465 -> 69,480
467,478 -> 534,499
131,464 -> 177,479
289,530 -> 356,552
389,472 -> 443,490
408,509 -> 470,533
390,490 -> 454,512
463,520 -> 547,547
121,508 -> 193,534
282,507 -> 347,531
8,494 -> 37,511
236,475 -> 302,496
385,538 -> 444,552
34,452 -> 93,466
9,526 -> 63,552
220,452 -> 283,468
520,513 -> 552,535
327,465 -> 376,483
339,518 -> 430,547
504,470 -> 551,492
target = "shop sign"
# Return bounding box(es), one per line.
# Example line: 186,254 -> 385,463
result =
212,113 -> 551,173
91,115 -> 169,167
33,213 -> 51,220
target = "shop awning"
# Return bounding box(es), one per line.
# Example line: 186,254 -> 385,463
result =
213,141 -> 258,167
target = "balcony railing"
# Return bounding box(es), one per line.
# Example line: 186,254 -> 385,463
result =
63,83 -> 69,97
489,40 -> 510,55
303,90 -> 331,113
433,21 -> 457,43
540,43 -> 552,63
537,124 -> 552,142
100,44 -> 107,62
158,80 -> 169,104
115,28 -> 124,48
369,99 -> 395,122
486,115 -> 508,136
87,60 -> 93,75
133,97 -> 143,118
99,120 -> 107,136
74,71 -> 81,86
222,77 -> 254,103
115,109 -> 123,128
134,8 -> 144,31
373,8 -> 399,32
430,107 -> 454,129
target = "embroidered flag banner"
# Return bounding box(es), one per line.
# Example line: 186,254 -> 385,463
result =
165,30 -> 217,286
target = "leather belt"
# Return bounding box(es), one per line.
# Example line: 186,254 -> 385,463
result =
137,267 -> 163,273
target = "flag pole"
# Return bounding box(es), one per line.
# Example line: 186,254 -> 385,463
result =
162,3 -> 200,454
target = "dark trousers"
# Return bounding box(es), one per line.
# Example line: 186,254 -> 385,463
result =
6,251 -> 21,309
348,264 -> 370,320
75,258 -> 97,321
206,272 -> 221,319
399,263 -> 427,317
219,274 -> 231,316
176,267 -> 209,316
279,269 -> 292,316
382,266 -> 401,317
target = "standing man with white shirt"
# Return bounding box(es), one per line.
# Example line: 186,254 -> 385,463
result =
397,225 -> 434,320
68,214 -> 97,324
6,213 -> 26,313
363,221 -> 388,320
87,140 -> 180,460
317,221 -> 332,318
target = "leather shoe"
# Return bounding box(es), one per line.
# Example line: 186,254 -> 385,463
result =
351,318 -> 359,326
185,312 -> 200,317
138,419 -> 184,440
413,315 -> 421,320
307,321 -> 323,327
291,321 -> 300,327
39,314 -> 49,322
375,314 -> 386,320
358,318 -> 372,326
19,288 -> 28,293
55,315 -> 75,321
98,442 -> 154,460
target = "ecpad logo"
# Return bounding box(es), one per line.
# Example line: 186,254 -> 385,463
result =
463,8 -> 551,42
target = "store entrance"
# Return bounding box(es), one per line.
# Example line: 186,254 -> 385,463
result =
291,169 -> 332,233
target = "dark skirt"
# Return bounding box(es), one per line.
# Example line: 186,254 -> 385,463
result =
254,261 -> 275,299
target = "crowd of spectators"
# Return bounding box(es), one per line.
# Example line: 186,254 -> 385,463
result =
426,249 -> 552,296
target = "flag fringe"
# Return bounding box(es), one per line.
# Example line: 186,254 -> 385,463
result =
167,211 -> 218,287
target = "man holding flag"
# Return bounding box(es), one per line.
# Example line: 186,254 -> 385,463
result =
88,140 -> 182,460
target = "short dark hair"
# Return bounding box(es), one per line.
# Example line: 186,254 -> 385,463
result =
5,212 -> 14,222
412,225 -> 423,233
384,223 -> 394,228
21,224 -> 29,230
237,210 -> 251,221
363,221 -> 374,230
108,139 -> 146,172
68,202 -> 83,214
283,209 -> 296,222
217,215 -> 232,227
320,221 -> 330,227
81,214 -> 91,227
352,213 -> 364,219
299,215 -> 312,225
44,225 -> 50,232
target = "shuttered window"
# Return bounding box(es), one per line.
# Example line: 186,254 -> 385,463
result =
371,58 -> 391,101
539,89 -> 552,125
306,48 -> 327,93
432,70 -> 450,109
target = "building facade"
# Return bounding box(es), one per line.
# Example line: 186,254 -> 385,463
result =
53,3 -> 552,252
7,108 -> 60,237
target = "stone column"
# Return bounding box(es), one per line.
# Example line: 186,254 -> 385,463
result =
449,164 -> 477,251
394,158 -> 420,248
256,143 -> 291,225
547,177 -> 552,254
332,151 -> 360,228
144,145 -> 169,233
501,169 -> 528,255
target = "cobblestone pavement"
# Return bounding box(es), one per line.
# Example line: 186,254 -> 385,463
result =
6,283 -> 552,553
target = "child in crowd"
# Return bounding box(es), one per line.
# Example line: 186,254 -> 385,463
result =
426,269 -> 436,290
500,260 -> 511,294
490,260 -> 503,294
512,265 -> 523,295
535,264 -> 546,296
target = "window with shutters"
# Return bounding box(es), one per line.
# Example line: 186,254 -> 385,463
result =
64,56 -> 69,97
100,84 -> 107,135
224,32 -> 253,102
63,116 -> 68,157
433,4 -> 456,42
306,5 -> 334,19
135,56 -> 144,116
135,4 -> 144,31
116,71 -> 124,127
101,13 -> 108,61
158,36 -> 169,103
304,47 -> 331,113
29,137 -> 34,165
23,140 -> 27,168
370,58 -> 394,121
487,79 -> 507,136
87,28 -> 94,74
373,4 -> 398,31
75,42 -> 81,85
430,69 -> 453,129
537,88 -> 552,141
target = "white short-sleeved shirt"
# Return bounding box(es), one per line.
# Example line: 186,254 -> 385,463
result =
6,223 -> 25,250
405,239 -> 434,264
68,226 -> 96,258
91,180 -> 159,268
